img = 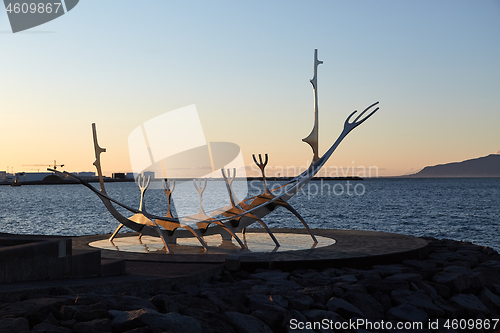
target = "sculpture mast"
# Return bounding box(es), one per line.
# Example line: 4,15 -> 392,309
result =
302,49 -> 323,163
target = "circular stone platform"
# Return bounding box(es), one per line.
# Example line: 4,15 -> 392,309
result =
74,228 -> 429,271
89,233 -> 336,254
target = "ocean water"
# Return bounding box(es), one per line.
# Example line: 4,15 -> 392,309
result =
0,178 -> 499,251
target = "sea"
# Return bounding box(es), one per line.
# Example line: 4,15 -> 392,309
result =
0,178 -> 499,252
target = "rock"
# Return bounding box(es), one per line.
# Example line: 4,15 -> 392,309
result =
247,293 -> 288,312
391,290 -> 444,317
302,286 -> 334,304
60,319 -> 77,329
473,266 -> 500,289
149,294 -> 179,313
284,292 -> 314,311
479,260 -> 500,269
32,322 -> 71,332
427,282 -> 451,299
110,308 -> 201,333
362,275 -> 409,294
181,309 -> 236,333
402,259 -> 437,271
262,279 -> 302,293
225,311 -> 273,333
330,274 -> 358,284
387,304 -> 428,323
105,296 -> 157,312
0,317 -> 30,332
372,291 -> 392,312
303,309 -> 343,324
60,305 -> 81,320
326,297 -> 365,318
428,252 -> 463,262
73,318 -> 111,333
342,291 -> 384,320
372,264 -> 406,277
386,273 -> 423,283
122,327 -> 163,333
170,294 -> 219,313
251,308 -> 289,332
284,310 -> 315,333
74,308 -> 109,322
417,282 -> 439,300
450,294 -> 489,316
0,297 -> 71,319
480,287 -> 500,311
434,298 -> 459,318
174,283 -> 199,296
432,266 -> 481,293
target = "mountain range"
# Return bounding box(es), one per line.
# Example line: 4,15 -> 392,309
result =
407,154 -> 500,177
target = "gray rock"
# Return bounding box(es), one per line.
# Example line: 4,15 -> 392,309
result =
32,322 -> 72,333
386,273 -> 423,283
122,328 -> 163,333
149,294 -> 179,313
174,283 -> 199,296
105,295 -> 157,312
247,293 -> 288,312
473,267 -> 500,289
402,259 -> 437,271
330,274 -> 358,284
262,279 -> 302,293
0,297 -> 71,318
0,317 -> 30,333
434,298 -> 459,318
225,311 -> 273,333
427,282 -> 451,299
387,304 -> 428,323
450,294 -> 489,316
432,265 -> 481,293
284,310 -> 315,333
479,260 -> 500,269
417,282 -> 439,300
480,287 -> 500,311
326,297 -> 365,319
74,308 -> 109,322
342,291 -> 384,320
110,308 -> 201,333
251,308 -> 289,332
73,318 -> 111,333
302,286 -> 334,304
170,294 -> 219,313
391,290 -> 444,317
372,264 -> 406,277
362,275 -> 409,294
428,252 -> 463,261
304,309 -> 343,324
284,292 -> 314,311
180,309 -> 236,333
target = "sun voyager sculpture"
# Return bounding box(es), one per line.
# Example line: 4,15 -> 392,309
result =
52,49 -> 379,254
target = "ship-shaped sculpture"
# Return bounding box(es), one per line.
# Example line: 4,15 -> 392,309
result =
51,49 -> 378,253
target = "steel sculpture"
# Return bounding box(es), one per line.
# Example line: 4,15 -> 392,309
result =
51,49 -> 379,253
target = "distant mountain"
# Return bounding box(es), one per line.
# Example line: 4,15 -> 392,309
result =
408,154 -> 500,177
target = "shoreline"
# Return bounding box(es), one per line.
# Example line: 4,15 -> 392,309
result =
0,237 -> 499,332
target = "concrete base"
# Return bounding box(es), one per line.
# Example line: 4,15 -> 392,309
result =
0,233 -> 126,283
76,228 -> 429,271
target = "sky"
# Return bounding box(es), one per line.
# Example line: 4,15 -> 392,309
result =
1,0 -> 499,177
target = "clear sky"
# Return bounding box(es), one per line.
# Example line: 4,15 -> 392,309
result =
1,0 -> 499,177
